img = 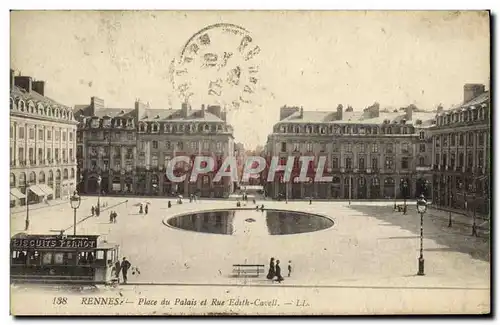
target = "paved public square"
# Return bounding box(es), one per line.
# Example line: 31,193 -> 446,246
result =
10,196 -> 490,314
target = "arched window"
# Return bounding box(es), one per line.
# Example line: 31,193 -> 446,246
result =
56,169 -> 61,181
63,169 -> 68,180
71,168 -> 75,178
10,97 -> 14,110
39,171 -> 46,183
19,172 -> 26,186
372,177 -> 380,186
48,170 -> 54,182
29,171 -> 36,184
419,157 -> 425,166
358,177 -> 366,186
10,173 -> 15,187
384,177 -> 394,184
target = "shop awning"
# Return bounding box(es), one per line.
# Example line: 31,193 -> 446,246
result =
29,185 -> 46,197
38,184 -> 54,196
10,188 -> 26,199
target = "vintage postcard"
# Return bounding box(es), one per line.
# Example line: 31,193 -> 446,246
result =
9,10 -> 490,315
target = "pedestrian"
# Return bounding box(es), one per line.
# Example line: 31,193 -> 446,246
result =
288,260 -> 292,277
114,260 -> 121,281
309,198 -> 312,205
168,201 -> 172,208
252,199 -> 256,204
120,257 -> 131,284
109,211 -> 113,223
96,206 -> 100,217
145,204 -> 148,215
113,211 -> 117,223
274,260 -> 284,283
24,219 -> 29,231
266,257 -> 275,280
91,206 -> 95,216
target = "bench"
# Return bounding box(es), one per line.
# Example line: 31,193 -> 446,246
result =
232,264 -> 265,278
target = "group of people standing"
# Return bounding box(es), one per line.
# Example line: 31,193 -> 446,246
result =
266,258 -> 292,283
109,211 -> 118,223
113,257 -> 135,284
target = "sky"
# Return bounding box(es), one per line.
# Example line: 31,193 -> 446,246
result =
10,11 -> 490,149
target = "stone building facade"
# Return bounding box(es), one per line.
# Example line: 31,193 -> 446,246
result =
264,103 -> 436,200
75,99 -> 235,198
10,70 -> 78,206
430,84 -> 490,215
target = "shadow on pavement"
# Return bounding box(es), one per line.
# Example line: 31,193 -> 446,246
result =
349,205 -> 490,263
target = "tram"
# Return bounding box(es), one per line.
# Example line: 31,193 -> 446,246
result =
10,233 -> 120,285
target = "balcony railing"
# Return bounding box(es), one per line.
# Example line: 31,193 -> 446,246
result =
29,160 -> 36,165
19,160 -> 26,167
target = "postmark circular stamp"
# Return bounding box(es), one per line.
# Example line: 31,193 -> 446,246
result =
169,23 -> 262,111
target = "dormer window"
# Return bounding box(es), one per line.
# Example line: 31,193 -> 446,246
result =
152,122 -> 159,133
415,119 -> 422,125
401,119 -> 406,124
204,124 -> 210,132
383,119 -> 390,124
295,126 -> 300,134
372,127 -> 378,135
320,127 -> 325,134
179,124 -> 185,133
280,125 -> 286,133
164,124 -> 171,133
138,122 -> 146,132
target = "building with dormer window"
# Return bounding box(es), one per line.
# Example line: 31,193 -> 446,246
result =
430,84 -> 490,216
75,99 -> 235,198
264,103 -> 436,200
10,70 -> 78,206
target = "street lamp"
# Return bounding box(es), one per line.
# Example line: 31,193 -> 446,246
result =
24,178 -> 30,231
402,180 -> 408,215
448,193 -> 453,227
97,175 -> 102,215
471,188 -> 478,237
416,194 -> 427,276
70,191 -> 81,236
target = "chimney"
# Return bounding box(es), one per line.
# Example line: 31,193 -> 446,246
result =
207,105 -> 222,118
14,75 -> 32,93
32,80 -> 45,96
299,106 -> 304,118
181,102 -> 189,118
221,111 -> 227,121
91,97 -> 105,110
436,104 -> 444,113
10,69 -> 14,89
405,104 -> 413,121
464,84 -> 485,103
200,104 -> 205,117
279,105 -> 300,121
336,104 -> 343,121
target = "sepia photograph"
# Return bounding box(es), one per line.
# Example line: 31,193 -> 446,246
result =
8,9 -> 491,316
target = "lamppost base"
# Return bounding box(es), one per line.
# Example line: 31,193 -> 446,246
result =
417,258 -> 425,276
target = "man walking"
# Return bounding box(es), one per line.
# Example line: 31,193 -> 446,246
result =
120,257 -> 131,284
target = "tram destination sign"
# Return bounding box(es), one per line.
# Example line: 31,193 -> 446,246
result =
11,235 -> 99,250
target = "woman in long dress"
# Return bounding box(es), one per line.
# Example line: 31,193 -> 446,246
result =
266,257 -> 275,279
275,260 -> 284,283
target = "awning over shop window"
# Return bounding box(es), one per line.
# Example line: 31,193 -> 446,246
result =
29,185 -> 46,197
38,184 -> 54,196
10,188 -> 26,199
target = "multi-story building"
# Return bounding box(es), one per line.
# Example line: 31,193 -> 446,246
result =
264,103 -> 436,200
75,100 -> 235,198
10,70 -> 78,206
430,84 -> 490,215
